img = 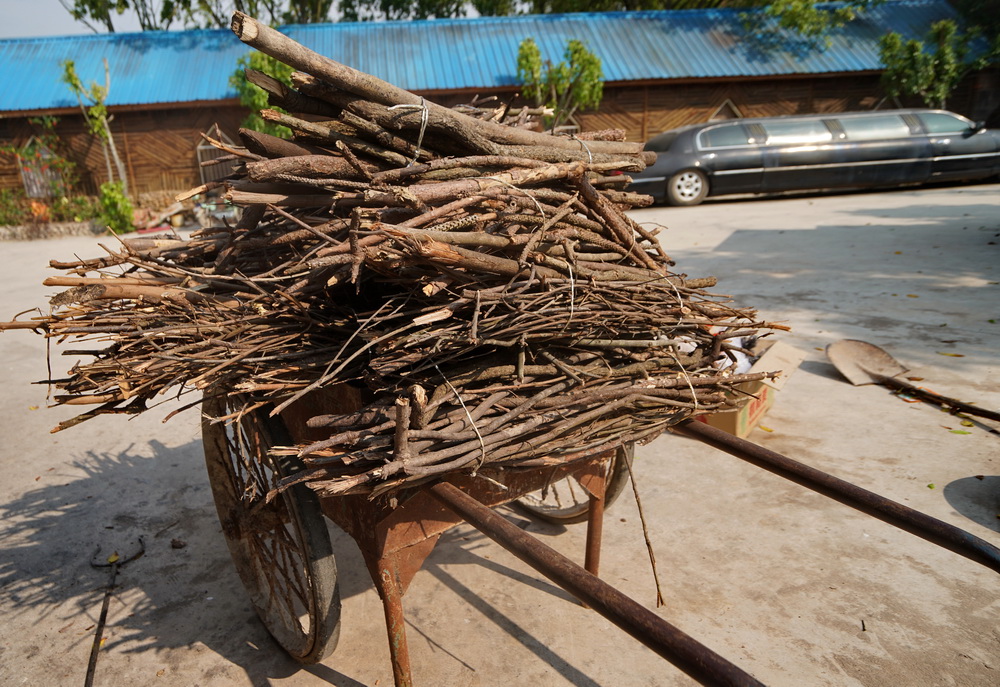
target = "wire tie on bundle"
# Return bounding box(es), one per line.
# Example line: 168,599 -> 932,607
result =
571,135 -> 594,164
434,363 -> 487,474
476,177 -> 547,219
388,97 -> 429,166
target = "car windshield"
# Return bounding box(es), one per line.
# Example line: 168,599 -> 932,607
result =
918,112 -> 974,134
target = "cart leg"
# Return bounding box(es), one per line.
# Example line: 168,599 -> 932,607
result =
371,555 -> 413,687
584,491 -> 605,576
579,459 -> 610,577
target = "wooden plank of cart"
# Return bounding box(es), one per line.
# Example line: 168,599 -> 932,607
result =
201,387 -> 1000,687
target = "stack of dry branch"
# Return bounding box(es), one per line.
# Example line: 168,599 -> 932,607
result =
0,13 -> 782,496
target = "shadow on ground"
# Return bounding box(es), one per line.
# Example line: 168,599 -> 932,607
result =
943,475 -> 1000,534
675,196 -> 1000,369
0,439 -> 595,685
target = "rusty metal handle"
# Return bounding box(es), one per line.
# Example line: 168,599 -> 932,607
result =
876,374 -> 1000,423
428,481 -> 766,687
671,420 -> 1000,575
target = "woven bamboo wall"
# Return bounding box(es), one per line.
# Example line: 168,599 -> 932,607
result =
576,74 -> 891,143
576,73 -> 981,143
0,104 -> 245,198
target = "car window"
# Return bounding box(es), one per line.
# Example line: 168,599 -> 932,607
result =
761,119 -> 833,144
839,115 -> 911,141
644,131 -> 679,153
918,112 -> 973,134
698,123 -> 751,149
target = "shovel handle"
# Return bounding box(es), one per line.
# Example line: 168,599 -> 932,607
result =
84,563 -> 118,687
878,375 -> 1000,423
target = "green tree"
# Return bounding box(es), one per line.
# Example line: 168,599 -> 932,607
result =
524,1 -> 742,12
879,19 -> 996,108
58,0 -> 335,32
62,59 -> 130,197
341,1 -> 756,20
759,0 -> 878,39
97,180 -> 135,234
58,0 -> 771,30
58,0 -> 179,32
952,0 -> 1000,43
229,52 -> 295,138
62,0 -> 874,31
517,37 -> 603,132
62,59 -> 135,232
340,0 -> 466,21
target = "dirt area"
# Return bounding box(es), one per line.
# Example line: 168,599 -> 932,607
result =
1,182 -> 997,686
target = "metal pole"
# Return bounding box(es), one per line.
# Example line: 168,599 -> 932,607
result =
372,560 -> 413,687
584,492 -> 605,576
671,420 -> 1000,575
429,481 -> 766,687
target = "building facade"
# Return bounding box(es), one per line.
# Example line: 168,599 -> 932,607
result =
0,1 -> 991,198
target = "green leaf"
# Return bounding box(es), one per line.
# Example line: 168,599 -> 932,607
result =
230,52 -> 295,139
878,19 -> 983,108
98,181 -> 134,234
516,36 -> 603,131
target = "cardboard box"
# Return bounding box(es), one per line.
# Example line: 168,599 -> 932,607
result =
696,340 -> 806,438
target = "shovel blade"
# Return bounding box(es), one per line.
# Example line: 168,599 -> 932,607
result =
826,339 -> 908,386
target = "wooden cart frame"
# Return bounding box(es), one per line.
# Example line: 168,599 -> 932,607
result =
202,394 -> 1000,687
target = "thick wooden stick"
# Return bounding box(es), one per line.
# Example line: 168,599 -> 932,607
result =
292,72 -> 654,166
239,128 -> 334,158
245,155 -> 370,182
230,12 -> 645,157
259,109 -> 408,166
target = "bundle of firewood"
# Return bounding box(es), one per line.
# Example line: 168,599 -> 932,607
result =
0,13 -> 782,497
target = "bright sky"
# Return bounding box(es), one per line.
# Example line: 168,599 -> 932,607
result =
2,0 -> 144,39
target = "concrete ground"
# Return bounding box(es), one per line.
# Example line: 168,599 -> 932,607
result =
0,182 -> 998,687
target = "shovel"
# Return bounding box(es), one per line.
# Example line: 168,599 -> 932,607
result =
85,537 -> 145,687
826,339 -> 1000,423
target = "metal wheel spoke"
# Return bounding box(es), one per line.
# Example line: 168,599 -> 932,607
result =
203,394 -> 340,663
254,546 -> 306,634
514,445 -> 634,524
241,488 -> 313,614
267,525 -> 313,610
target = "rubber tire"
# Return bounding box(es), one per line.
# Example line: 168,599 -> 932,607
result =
512,444 -> 634,525
666,169 -> 709,206
202,395 -> 341,664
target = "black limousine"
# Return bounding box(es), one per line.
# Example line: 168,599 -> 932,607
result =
627,109 -> 1000,206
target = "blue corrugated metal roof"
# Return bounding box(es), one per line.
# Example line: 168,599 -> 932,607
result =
0,1 -> 960,114
0,29 -> 244,113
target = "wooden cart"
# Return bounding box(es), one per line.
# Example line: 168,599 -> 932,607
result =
201,392 -> 1000,687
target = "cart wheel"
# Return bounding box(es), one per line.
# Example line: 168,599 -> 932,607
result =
513,444 -> 634,524
202,395 -> 340,663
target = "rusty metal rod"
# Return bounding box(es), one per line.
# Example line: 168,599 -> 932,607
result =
372,560 -> 412,687
584,492 -> 605,577
428,481 -> 765,687
672,420 -> 1000,575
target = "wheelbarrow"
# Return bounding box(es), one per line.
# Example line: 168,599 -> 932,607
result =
201,390 -> 1000,687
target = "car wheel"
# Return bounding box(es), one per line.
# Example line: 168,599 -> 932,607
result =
666,169 -> 708,206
